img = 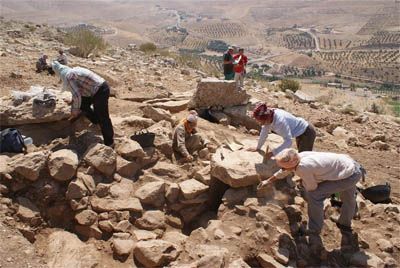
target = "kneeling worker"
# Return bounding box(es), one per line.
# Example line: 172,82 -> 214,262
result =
173,111 -> 207,162
51,61 -> 114,147
259,148 -> 363,234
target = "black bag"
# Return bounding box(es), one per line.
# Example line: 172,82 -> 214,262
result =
0,128 -> 27,153
130,130 -> 155,148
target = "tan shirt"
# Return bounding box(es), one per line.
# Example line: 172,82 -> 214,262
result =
274,151 -> 356,191
172,124 -> 193,157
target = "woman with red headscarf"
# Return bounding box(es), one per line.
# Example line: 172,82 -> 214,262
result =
247,103 -> 316,160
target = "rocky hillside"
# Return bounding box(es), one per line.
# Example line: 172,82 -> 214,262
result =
0,19 -> 399,268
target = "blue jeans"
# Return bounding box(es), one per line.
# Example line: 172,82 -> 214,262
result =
305,163 -> 362,233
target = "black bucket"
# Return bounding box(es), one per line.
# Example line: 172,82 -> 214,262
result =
360,183 -> 391,204
130,130 -> 155,148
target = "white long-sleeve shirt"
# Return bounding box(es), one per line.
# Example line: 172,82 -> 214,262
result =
256,109 -> 308,155
273,151 -> 357,191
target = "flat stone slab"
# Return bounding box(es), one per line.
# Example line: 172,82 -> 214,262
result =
152,100 -> 189,113
211,147 -> 279,188
90,197 -> 143,213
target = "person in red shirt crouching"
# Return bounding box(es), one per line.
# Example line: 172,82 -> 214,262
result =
233,48 -> 248,90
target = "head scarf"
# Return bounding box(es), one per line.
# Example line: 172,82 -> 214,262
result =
252,103 -> 275,121
51,61 -> 72,90
181,111 -> 198,134
275,148 -> 300,169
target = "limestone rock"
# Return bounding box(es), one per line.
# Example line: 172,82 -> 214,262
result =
141,106 -> 173,123
294,90 -> 315,103
197,253 -> 225,268
66,177 -> 88,200
70,197 -> 89,211
135,210 -> 166,230
151,161 -> 182,178
109,179 -> 134,199
189,78 -> 250,108
48,149 -> 78,181
75,210 -> 98,226
75,224 -> 102,240
370,141 -> 390,151
153,100 -> 189,113
257,253 -> 285,268
90,197 -> 143,213
16,197 -> 41,226
0,89 -> 71,126
0,155 -> 12,177
350,251 -> 384,268
165,183 -> 180,203
10,151 -> 48,181
194,166 -> 211,185
133,230 -> 158,241
229,258 -> 251,268
116,156 -> 140,178
162,231 -> 188,248
135,181 -> 166,207
377,239 -> 393,253
112,239 -> 135,256
134,239 -> 181,267
147,120 -> 173,157
84,144 -> 116,176
115,138 -> 145,160
46,231 -> 106,268
179,179 -> 209,199
211,147 -> 279,187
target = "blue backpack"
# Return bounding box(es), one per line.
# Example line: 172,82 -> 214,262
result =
0,128 -> 27,153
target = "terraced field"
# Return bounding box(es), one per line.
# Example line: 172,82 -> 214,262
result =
318,37 -> 352,50
280,32 -> 316,49
365,31 -> 400,48
180,35 -> 209,52
188,21 -> 247,39
357,5 -> 400,35
314,50 -> 400,84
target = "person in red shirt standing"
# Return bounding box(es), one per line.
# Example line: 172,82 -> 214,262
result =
233,48 -> 248,90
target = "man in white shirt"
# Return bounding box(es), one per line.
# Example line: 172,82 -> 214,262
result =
259,148 -> 363,234
247,103 -> 316,160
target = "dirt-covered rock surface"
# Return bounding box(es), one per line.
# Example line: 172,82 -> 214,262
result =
0,20 -> 399,268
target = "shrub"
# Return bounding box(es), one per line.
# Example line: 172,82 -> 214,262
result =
369,102 -> 384,114
64,29 -> 107,58
139,42 -> 157,53
278,79 -> 301,92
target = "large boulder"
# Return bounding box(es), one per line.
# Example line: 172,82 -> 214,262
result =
46,231 -> 109,268
134,239 -> 181,267
0,88 -> 71,126
9,151 -> 48,181
48,149 -> 79,181
115,138 -> 145,160
84,144 -> 117,176
211,147 -> 279,188
188,78 -> 250,109
135,181 -> 166,207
